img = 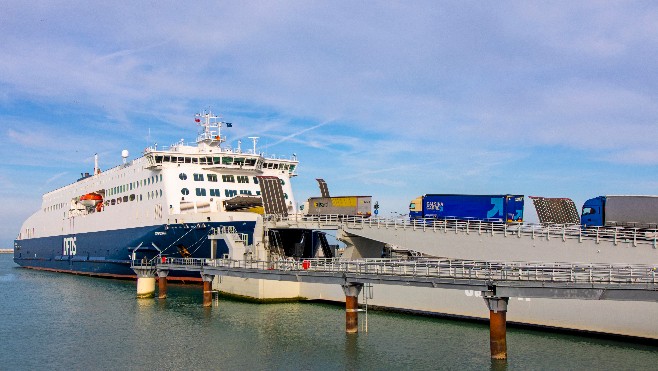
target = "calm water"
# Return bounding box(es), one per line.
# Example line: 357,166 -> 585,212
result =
1,254 -> 657,371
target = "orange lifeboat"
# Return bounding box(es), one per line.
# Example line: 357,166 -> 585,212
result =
80,193 -> 103,207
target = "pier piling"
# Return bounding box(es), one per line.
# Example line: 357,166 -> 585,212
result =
157,269 -> 169,299
342,283 -> 363,334
133,266 -> 157,299
484,296 -> 509,360
202,274 -> 214,307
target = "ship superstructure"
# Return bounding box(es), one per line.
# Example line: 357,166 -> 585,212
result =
14,112 -> 298,279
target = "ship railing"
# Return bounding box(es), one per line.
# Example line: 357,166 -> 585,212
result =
209,226 -> 238,235
131,259 -> 159,268
160,257 -> 205,267
272,214 -> 369,225
199,257 -> 658,285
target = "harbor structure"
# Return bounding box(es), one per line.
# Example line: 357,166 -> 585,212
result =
12,111 -> 658,342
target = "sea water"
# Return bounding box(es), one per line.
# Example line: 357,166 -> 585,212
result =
1,254 -> 656,370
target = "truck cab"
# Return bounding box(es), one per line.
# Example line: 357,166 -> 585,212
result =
581,196 -> 604,227
408,196 -> 423,219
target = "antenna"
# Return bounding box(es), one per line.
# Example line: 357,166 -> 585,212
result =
248,137 -> 259,154
122,150 -> 129,164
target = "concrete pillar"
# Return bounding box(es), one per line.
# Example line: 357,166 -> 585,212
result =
202,274 -> 214,307
157,269 -> 169,299
136,277 -> 156,298
342,283 -> 363,334
483,296 -> 509,360
133,266 -> 157,299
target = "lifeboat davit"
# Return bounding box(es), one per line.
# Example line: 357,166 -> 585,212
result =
80,193 -> 103,207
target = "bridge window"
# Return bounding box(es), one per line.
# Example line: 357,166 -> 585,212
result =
225,189 -> 237,197
208,174 -> 218,182
196,188 -> 207,196
193,173 -> 204,181
253,177 -> 259,184
222,175 -> 235,183
209,189 -> 221,197
237,176 -> 249,184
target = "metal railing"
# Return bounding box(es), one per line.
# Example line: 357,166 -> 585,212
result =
269,214 -> 658,247
162,257 -> 658,285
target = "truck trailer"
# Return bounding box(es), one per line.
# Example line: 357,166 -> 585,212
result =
409,194 -> 524,223
305,196 -> 372,217
580,195 -> 658,228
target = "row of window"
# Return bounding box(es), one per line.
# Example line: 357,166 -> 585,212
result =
108,174 -> 163,197
180,187 -> 288,199
153,155 -> 296,172
154,155 -> 259,167
105,190 -> 163,206
178,173 -> 285,185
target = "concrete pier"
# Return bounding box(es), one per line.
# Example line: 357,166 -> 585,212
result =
342,283 -> 363,333
484,296 -> 509,360
157,269 -> 169,299
136,277 -> 156,298
133,266 -> 157,299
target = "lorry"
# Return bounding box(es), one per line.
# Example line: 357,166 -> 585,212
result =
580,195 -> 658,228
304,196 -> 372,217
409,194 -> 524,223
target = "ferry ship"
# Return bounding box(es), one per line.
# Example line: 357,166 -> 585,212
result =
14,112 -> 299,281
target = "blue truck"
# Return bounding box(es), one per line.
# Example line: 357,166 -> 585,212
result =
581,195 -> 658,228
409,194 -> 524,223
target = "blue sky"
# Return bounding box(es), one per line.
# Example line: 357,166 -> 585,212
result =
1,2 -> 658,247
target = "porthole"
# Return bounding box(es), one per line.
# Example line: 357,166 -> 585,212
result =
181,188 -> 189,196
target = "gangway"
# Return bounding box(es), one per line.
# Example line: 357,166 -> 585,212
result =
133,256 -> 658,360
264,215 -> 658,264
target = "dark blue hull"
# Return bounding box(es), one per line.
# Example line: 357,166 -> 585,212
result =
13,221 -> 256,281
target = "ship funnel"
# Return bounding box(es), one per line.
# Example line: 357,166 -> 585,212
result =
94,153 -> 99,175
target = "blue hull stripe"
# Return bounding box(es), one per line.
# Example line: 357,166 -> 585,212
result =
13,221 -> 255,278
